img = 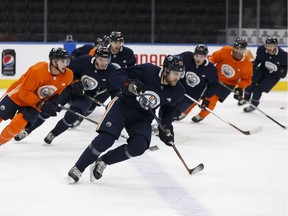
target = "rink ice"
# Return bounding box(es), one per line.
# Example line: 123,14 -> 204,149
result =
0,89 -> 287,216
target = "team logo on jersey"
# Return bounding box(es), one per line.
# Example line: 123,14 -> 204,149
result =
0,105 -> 5,111
264,61 -> 277,73
106,122 -> 112,127
37,85 -> 57,99
3,54 -> 15,67
81,75 -> 98,91
111,62 -> 121,69
136,90 -> 160,110
221,64 -> 235,78
186,71 -> 200,88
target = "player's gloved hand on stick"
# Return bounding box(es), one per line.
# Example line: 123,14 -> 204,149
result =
36,99 -> 57,117
70,79 -> 85,96
233,87 -> 243,101
158,124 -> 174,147
49,95 -> 62,112
277,68 -> 287,79
122,79 -> 145,96
198,98 -> 210,110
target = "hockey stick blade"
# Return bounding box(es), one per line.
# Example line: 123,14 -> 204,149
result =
189,163 -> 204,175
238,125 -> 263,135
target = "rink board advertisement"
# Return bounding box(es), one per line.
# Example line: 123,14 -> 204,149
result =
0,42 -> 287,90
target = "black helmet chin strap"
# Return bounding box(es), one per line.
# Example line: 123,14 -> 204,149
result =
51,60 -> 65,74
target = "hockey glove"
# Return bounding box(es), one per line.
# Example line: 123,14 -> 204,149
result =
36,99 -> 57,117
123,79 -> 145,96
233,87 -> 243,101
49,95 -> 62,113
198,98 -> 210,110
277,68 -> 287,79
158,124 -> 174,147
70,79 -> 85,97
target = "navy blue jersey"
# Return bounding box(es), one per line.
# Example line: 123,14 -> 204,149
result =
110,46 -> 136,68
254,45 -> 287,78
68,55 -> 117,97
178,51 -> 219,99
109,63 -> 185,125
71,44 -> 94,58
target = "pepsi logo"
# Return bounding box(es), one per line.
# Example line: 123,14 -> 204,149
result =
3,55 -> 15,67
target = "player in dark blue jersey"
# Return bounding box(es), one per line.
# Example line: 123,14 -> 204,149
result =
14,46 -> 117,143
174,44 -> 219,120
108,31 -> 136,68
71,37 -> 104,59
65,55 -> 186,184
238,36 -> 287,112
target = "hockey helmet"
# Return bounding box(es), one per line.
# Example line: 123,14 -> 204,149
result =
49,48 -> 70,60
233,37 -> 247,49
163,55 -> 185,73
95,45 -> 111,59
194,44 -> 209,55
265,36 -> 278,44
110,31 -> 124,42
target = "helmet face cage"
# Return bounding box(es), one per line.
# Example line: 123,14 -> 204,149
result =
109,31 -> 124,43
163,55 -> 185,78
233,37 -> 247,49
265,36 -> 278,44
49,48 -> 70,61
194,44 -> 208,56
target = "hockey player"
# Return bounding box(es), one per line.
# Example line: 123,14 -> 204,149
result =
190,38 -> 253,122
65,55 -> 186,184
107,31 -> 136,68
14,46 -> 117,144
71,37 -> 104,59
71,31 -> 137,127
174,44 -> 219,120
238,36 -> 287,112
0,48 -> 73,146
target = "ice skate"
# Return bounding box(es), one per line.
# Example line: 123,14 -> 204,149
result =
191,115 -> 203,123
237,98 -> 247,106
44,132 -> 55,144
65,166 -> 82,184
90,159 -> 107,181
243,106 -> 255,113
14,130 -> 29,141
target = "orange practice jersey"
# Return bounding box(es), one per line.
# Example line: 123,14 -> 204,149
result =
6,62 -> 73,110
209,46 -> 253,89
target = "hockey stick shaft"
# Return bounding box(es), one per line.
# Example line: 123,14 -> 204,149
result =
219,82 -> 287,129
85,94 -> 107,108
148,106 -> 203,174
185,94 -> 262,135
60,106 -> 158,151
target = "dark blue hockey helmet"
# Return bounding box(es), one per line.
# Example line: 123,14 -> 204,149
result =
194,44 -> 209,55
94,37 -> 104,46
95,45 -> 111,59
265,36 -> 278,44
49,47 -> 70,60
110,31 -> 124,43
163,55 -> 185,73
233,37 -> 247,49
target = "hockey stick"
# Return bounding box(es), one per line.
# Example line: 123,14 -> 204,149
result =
85,94 -> 107,108
148,106 -> 204,175
185,94 -> 262,135
219,82 -> 287,129
59,105 -> 159,151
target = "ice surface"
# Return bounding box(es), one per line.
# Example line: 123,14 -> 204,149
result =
0,89 -> 287,216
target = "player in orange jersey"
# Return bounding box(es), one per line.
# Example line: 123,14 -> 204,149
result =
188,38 -> 253,122
0,48 -> 73,146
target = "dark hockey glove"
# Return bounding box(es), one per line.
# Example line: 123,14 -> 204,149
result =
49,95 -> 62,113
233,87 -> 243,101
277,68 -> 287,79
70,79 -> 85,96
122,79 -> 145,96
36,99 -> 57,117
198,98 -> 210,110
158,124 -> 174,147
